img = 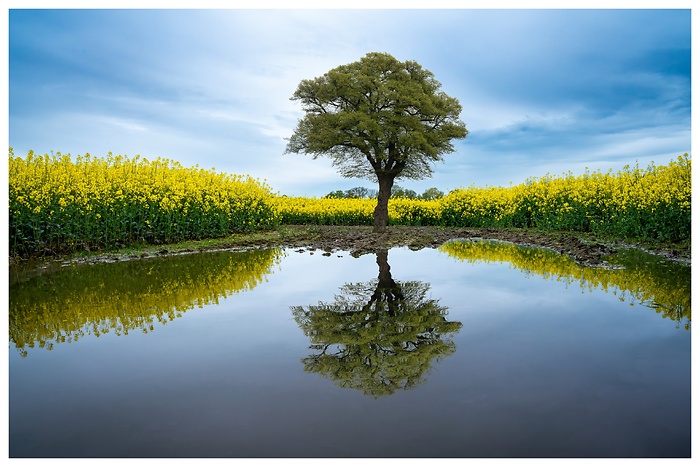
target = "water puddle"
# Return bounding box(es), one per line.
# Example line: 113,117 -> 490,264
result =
9,240 -> 690,457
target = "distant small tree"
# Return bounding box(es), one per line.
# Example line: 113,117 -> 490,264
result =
324,190 -> 346,199
365,188 -> 378,199
286,52 -> 467,233
391,185 -> 418,199
421,187 -> 444,200
345,186 -> 370,198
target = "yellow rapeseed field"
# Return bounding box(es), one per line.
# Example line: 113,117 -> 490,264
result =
9,148 -> 690,257
440,154 -> 691,241
9,149 -> 278,255
274,154 -> 691,242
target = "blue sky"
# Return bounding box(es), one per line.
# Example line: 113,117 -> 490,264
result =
7,4 -> 693,197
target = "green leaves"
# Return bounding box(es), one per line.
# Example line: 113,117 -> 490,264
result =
291,250 -> 461,397
286,52 -> 468,181
286,52 -> 468,232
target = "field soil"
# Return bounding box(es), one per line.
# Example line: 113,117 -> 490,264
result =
260,225 -> 689,265
273,225 -> 620,265
10,225 -> 690,283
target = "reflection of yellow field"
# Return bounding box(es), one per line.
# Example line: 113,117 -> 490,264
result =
439,240 -> 690,330
9,248 -> 283,356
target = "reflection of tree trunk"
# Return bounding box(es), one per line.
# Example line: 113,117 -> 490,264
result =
365,249 -> 404,317
376,250 -> 393,287
290,248 -> 461,397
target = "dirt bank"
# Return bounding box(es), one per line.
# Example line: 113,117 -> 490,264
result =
241,225 -> 690,266
263,225 -> 620,265
10,225 -> 690,281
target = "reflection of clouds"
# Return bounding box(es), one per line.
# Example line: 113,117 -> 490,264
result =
265,249 -> 377,300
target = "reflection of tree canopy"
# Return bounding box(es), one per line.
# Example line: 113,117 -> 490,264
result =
292,250 -> 462,397
440,239 -> 691,330
9,248 -> 283,356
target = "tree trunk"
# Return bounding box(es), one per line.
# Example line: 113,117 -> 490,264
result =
373,175 -> 394,233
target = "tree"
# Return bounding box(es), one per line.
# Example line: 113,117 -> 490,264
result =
421,187 -> 444,200
345,186 -> 370,198
285,52 -> 468,233
291,250 -> 462,397
391,185 -> 418,199
324,187 -> 378,199
323,189 -> 346,199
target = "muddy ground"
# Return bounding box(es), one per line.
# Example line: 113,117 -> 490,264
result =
256,225 -> 688,265
9,225 -> 690,282
265,225 -> 621,265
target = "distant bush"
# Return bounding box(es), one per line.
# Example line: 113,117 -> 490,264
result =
323,186 -> 444,200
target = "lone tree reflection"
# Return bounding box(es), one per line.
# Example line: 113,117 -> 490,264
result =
291,250 -> 462,397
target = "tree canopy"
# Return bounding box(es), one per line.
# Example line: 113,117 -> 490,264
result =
291,250 -> 462,397
286,52 -> 467,232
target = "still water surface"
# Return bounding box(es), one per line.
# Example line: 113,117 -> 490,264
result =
9,240 -> 691,457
